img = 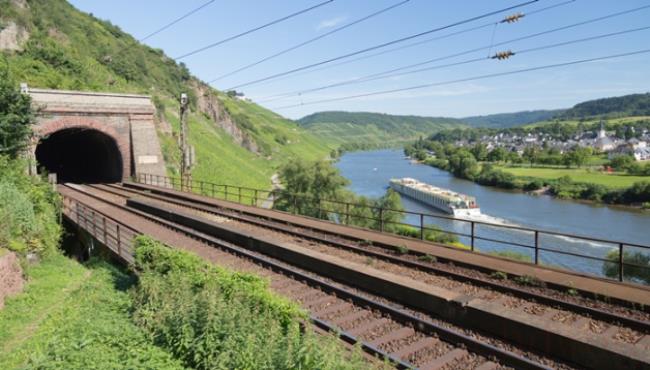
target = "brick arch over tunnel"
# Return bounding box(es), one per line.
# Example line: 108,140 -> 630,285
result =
34,117 -> 131,183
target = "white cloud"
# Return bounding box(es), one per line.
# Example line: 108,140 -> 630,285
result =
316,15 -> 347,30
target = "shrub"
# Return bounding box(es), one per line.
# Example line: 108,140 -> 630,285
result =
489,250 -> 532,263
131,236 -> 370,370
476,167 -> 517,189
0,157 -> 61,256
523,180 -> 543,192
394,224 -> 459,245
602,249 -> 650,284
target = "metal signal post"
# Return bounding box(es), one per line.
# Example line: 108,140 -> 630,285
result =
179,93 -> 191,191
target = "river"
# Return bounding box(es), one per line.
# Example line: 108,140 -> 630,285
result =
335,149 -> 650,278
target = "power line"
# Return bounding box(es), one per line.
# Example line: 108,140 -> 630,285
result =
139,0 -> 217,42
224,0 -> 540,90
208,0 -> 411,83
292,0 -> 577,80
175,0 -> 335,60
271,48 -> 650,110
257,4 -> 650,103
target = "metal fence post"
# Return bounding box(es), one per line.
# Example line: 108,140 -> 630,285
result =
420,214 -> 424,240
211,183 -> 215,198
470,221 -> 475,251
292,194 -> 297,214
534,231 -> 540,265
619,243 -> 624,282
253,189 -> 258,206
201,181 -> 204,195
379,208 -> 384,232
238,187 -> 242,204
345,203 -> 350,225
225,185 -> 229,201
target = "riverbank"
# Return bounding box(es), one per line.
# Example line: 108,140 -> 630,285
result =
423,157 -> 650,209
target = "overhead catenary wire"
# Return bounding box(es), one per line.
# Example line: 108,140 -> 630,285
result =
224,0 -> 540,90
271,48 -> 650,110
138,0 -> 217,42
267,0 -> 577,85
208,0 -> 412,83
256,4 -> 650,103
174,0 -> 335,60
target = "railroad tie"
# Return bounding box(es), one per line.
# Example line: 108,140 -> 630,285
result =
391,337 -> 439,359
331,310 -> 369,327
348,318 -> 390,337
370,327 -> 415,348
418,348 -> 468,370
304,295 -> 336,309
293,289 -> 323,301
313,302 -> 352,317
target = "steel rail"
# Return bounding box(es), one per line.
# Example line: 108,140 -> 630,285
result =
64,184 -> 552,370
97,183 -> 650,329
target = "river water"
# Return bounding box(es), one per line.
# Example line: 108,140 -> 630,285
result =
335,149 -> 650,277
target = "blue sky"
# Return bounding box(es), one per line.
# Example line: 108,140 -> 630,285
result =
68,0 -> 650,119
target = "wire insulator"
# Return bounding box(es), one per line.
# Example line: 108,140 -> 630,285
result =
501,13 -> 525,23
492,50 -> 515,60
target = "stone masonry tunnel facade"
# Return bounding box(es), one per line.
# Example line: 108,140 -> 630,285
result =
27,87 -> 167,183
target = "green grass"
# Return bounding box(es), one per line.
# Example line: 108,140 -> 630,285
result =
0,254 -> 185,370
495,166 -> 649,188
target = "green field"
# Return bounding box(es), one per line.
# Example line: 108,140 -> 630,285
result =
496,166 -> 649,188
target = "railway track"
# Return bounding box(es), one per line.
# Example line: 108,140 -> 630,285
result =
60,183 -> 562,370
100,184 -> 650,322
63,183 -> 650,369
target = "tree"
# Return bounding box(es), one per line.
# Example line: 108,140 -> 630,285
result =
603,250 -> 650,284
274,159 -> 349,219
0,68 -> 34,158
564,146 -> 592,168
522,147 -> 539,166
470,143 -> 488,162
487,147 -> 507,163
373,188 -> 404,232
608,155 -> 634,172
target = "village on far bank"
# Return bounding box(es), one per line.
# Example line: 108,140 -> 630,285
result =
430,120 -> 650,162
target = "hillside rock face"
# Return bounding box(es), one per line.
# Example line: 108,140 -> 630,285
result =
0,22 -> 29,51
193,81 -> 259,154
0,251 -> 24,309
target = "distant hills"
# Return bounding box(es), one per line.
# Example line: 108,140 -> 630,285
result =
298,111 -> 465,148
460,110 -> 564,128
299,93 -> 650,146
558,93 -> 650,119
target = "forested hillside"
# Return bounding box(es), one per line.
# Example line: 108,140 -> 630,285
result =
0,0 -> 332,189
299,111 -> 465,149
461,110 -> 564,128
560,93 -> 650,119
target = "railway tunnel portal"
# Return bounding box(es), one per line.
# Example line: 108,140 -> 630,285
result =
27,86 -> 167,183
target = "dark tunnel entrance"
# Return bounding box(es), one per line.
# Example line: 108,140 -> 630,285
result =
35,128 -> 123,183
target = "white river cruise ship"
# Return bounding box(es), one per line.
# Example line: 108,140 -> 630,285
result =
389,178 -> 481,217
